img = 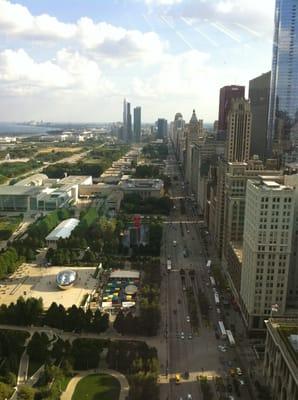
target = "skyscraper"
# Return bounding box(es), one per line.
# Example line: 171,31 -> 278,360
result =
157,118 -> 168,139
240,179 -> 295,331
249,71 -> 271,159
122,98 -> 132,143
123,98 -> 127,142
267,0 -> 298,158
218,85 -> 245,138
226,98 -> 252,162
133,107 -> 141,143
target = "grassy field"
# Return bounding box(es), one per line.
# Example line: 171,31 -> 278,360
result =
37,147 -> 83,153
72,374 -> 120,400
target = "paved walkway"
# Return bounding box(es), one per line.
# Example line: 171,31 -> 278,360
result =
60,368 -> 129,400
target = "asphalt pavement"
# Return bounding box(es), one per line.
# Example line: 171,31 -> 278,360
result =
159,148 -> 253,400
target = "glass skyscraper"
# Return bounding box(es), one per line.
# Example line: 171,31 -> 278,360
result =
267,0 -> 298,159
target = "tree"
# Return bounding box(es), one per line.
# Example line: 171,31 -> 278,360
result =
18,385 -> 35,400
0,382 -> 12,399
27,333 -> 50,363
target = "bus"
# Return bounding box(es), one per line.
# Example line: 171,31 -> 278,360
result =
226,329 -> 236,346
214,292 -> 220,306
175,373 -> 181,384
218,320 -> 227,339
167,259 -> 172,272
206,260 -> 212,269
210,276 -> 216,287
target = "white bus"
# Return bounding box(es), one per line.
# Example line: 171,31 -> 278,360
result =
206,260 -> 212,268
210,276 -> 216,287
218,320 -> 227,339
214,292 -> 220,306
226,329 -> 235,346
167,259 -> 172,271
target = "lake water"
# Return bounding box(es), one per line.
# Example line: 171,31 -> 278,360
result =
0,123 -> 55,137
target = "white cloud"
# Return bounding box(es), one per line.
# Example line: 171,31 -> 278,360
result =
144,0 -> 182,4
0,48 -> 113,96
165,0 -> 274,37
0,0 -> 165,62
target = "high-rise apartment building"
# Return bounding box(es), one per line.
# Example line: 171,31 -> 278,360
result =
249,71 -> 271,160
218,85 -> 245,138
122,98 -> 132,143
133,107 -> 141,143
226,98 -> 252,162
157,118 -> 168,139
240,179 -> 295,331
267,0 -> 298,158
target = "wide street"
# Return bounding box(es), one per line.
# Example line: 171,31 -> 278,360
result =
159,146 -> 253,400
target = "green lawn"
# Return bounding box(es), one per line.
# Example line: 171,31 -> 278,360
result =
72,374 -> 120,400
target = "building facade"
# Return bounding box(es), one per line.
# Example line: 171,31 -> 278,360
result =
133,107 -> 141,143
157,118 -> 168,139
249,71 -> 271,160
263,318 -> 298,400
226,98 -> 252,162
267,0 -> 298,158
240,179 -> 295,331
123,98 -> 132,143
218,85 -> 245,138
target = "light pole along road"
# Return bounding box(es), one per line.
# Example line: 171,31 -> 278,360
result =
159,144 -> 253,400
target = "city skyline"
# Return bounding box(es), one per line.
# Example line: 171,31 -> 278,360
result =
0,0 -> 275,123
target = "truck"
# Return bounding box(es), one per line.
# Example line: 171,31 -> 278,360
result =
167,259 -> 172,272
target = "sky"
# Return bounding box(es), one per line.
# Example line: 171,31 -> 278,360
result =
0,0 -> 276,123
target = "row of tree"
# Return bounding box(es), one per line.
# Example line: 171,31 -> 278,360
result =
107,341 -> 159,400
0,297 -> 109,334
114,261 -> 161,336
121,193 -> 172,215
142,143 -> 168,160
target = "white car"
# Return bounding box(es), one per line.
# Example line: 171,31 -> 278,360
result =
186,315 -> 190,322
187,394 -> 192,400
180,332 -> 185,339
236,367 -> 243,376
173,240 -> 177,247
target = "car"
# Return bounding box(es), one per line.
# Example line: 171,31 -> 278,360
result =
186,315 -> 190,322
228,397 -> 235,400
236,367 -> 243,376
187,394 -> 192,400
238,379 -> 245,385
188,334 -> 193,339
180,332 -> 185,339
187,229 -> 190,233
184,371 -> 190,379
176,332 -> 180,338
173,240 -> 177,247
227,383 -> 233,393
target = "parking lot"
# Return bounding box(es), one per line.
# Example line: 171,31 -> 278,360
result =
0,263 -> 98,309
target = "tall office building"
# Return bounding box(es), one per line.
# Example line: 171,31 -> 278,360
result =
240,179 -> 295,331
122,98 -> 132,143
157,118 -> 168,139
267,0 -> 298,158
226,98 -> 252,162
249,71 -> 271,160
218,85 -> 245,138
133,107 -> 141,143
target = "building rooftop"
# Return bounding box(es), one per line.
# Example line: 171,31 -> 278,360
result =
45,218 -> 80,241
266,318 -> 298,372
110,270 -> 140,279
119,178 -> 163,190
59,175 -> 92,186
0,185 -> 41,196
